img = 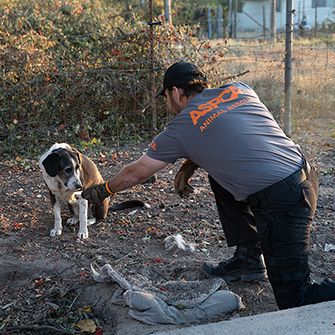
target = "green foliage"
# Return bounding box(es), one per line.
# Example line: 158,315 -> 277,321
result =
0,0 -> 232,158
0,0 -> 150,157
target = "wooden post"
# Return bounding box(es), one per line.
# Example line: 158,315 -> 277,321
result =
270,0 -> 277,42
284,0 -> 293,136
233,0 -> 237,38
207,7 -> 212,39
228,0 -> 232,37
217,4 -> 223,39
164,0 -> 172,26
314,0 -> 318,37
148,0 -> 157,130
262,5 -> 266,39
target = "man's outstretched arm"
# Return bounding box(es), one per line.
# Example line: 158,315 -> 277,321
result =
82,154 -> 168,203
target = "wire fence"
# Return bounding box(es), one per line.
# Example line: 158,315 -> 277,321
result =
0,5 -> 334,158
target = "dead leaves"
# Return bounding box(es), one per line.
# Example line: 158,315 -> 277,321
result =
74,306 -> 103,334
76,319 -> 97,333
1,273 -> 104,334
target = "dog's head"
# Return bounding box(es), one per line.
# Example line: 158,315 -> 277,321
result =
42,147 -> 83,191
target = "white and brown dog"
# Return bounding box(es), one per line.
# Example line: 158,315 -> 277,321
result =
39,143 -> 109,239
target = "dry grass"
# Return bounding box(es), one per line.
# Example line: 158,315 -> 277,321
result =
211,37 -> 335,129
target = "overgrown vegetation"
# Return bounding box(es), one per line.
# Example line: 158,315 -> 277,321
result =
0,0 -> 334,159
0,0 -> 228,157
0,0 -> 153,157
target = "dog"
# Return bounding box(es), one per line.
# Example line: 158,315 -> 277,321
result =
39,143 -> 110,239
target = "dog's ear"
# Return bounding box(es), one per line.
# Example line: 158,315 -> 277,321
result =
70,149 -> 81,166
42,153 -> 60,177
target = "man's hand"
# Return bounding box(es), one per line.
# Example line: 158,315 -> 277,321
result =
82,183 -> 113,204
174,160 -> 198,197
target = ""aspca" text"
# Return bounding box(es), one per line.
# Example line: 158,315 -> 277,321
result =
189,86 -> 242,126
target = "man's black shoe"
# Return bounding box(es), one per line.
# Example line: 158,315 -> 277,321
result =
201,246 -> 267,282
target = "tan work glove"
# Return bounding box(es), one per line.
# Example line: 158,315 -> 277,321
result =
174,160 -> 198,197
82,182 -> 114,204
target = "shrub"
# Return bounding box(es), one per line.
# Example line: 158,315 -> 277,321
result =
0,0 -> 232,157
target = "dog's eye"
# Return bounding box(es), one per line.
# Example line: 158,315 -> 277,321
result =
65,167 -> 73,174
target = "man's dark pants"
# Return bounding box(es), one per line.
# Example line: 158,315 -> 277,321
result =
208,164 -> 335,309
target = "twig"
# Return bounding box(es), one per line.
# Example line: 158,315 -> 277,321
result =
151,267 -> 168,279
68,289 -> 83,312
113,252 -> 132,264
223,70 -> 250,81
0,77 -> 14,87
0,325 -> 77,334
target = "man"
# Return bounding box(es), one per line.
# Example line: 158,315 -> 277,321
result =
82,61 -> 335,309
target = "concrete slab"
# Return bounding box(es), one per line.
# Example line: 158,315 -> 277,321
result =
154,301 -> 335,335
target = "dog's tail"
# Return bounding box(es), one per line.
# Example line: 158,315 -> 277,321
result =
110,200 -> 149,211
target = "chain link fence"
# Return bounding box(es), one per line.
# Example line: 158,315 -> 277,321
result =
0,1 -> 334,158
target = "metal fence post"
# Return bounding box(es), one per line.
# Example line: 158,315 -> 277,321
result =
164,0 -> 172,26
233,0 -> 237,38
228,0 -> 232,37
262,5 -> 266,39
284,0 -> 293,137
207,7 -> 212,39
271,0 -> 277,42
148,0 -> 157,130
314,0 -> 318,38
217,4 -> 223,39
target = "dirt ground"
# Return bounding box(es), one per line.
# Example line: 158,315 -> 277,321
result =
0,118 -> 334,335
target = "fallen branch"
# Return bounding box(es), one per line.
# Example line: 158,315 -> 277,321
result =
223,70 -> 250,81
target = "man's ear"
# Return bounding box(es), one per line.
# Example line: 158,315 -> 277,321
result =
171,86 -> 183,103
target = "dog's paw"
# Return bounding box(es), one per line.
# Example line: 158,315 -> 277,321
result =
67,217 -> 79,225
77,230 -> 89,239
50,228 -> 62,237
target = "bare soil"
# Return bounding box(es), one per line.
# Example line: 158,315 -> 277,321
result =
0,118 -> 334,335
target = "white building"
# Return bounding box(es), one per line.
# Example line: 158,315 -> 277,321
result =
237,0 -> 335,33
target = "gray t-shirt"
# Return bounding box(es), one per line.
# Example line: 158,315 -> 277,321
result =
146,82 -> 303,201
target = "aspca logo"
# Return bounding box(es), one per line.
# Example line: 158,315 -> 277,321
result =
189,86 -> 242,126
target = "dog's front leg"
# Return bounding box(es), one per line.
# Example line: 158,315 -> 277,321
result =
50,193 -> 63,237
76,193 -> 89,239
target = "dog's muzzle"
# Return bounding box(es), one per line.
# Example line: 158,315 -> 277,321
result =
65,180 -> 83,191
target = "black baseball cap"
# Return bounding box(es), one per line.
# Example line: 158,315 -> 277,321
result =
156,61 -> 207,97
